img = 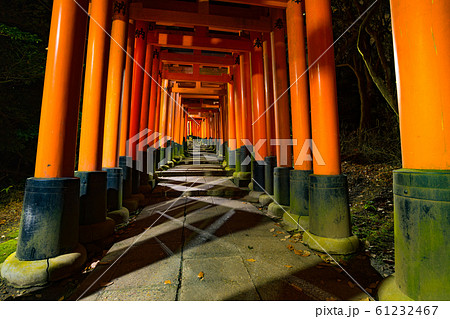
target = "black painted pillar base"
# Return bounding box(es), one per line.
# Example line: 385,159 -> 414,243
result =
290,170 -> 313,218
264,156 -> 277,195
74,171 -> 107,225
253,160 -> 266,192
119,156 -> 132,199
303,174 -> 358,255
103,167 -> 123,211
16,177 -> 80,260
240,145 -> 251,172
131,160 -> 140,194
378,169 -> 450,301
274,167 -> 292,206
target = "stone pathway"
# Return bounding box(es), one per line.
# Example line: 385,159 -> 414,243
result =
70,151 -> 381,301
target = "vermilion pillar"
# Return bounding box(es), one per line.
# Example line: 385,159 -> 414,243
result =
118,19 -> 135,202
101,1 -> 130,214
129,21 -> 148,160
102,4 -> 129,168
227,76 -> 237,169
4,0 -> 90,286
250,32 -> 268,161
250,32 -> 268,192
233,63 -> 242,150
138,34 -> 153,151
263,32 -> 276,158
78,0 -> 111,172
262,32 -> 277,195
268,9 -> 293,210
148,48 -> 160,134
119,20 -> 135,158
287,1 -> 311,172
376,0 -> 450,301
286,0 -> 313,225
239,53 -> 253,146
271,10 -> 292,169
76,0 -> 112,231
302,0 -> 357,255
35,0 -> 89,178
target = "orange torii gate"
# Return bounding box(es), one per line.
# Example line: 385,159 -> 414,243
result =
0,0 -> 448,302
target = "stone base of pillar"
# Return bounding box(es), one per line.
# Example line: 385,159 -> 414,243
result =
240,146 -> 251,172
274,167 -> 292,206
264,156 -> 277,195
233,171 -> 251,187
307,174 -> 358,254
383,169 -> 450,300
16,177 -> 80,261
161,164 -> 170,171
119,156 -> 132,199
253,160 -> 265,192
122,198 -> 139,213
75,171 -> 107,226
303,231 -> 359,255
131,160 -> 140,194
290,169 -> 312,217
79,217 -> 115,244
267,202 -> 289,219
103,167 -> 123,211
376,275 -> 413,301
107,206 -> 129,227
1,244 -> 86,288
258,194 -> 273,206
281,210 -> 299,232
167,160 -> 175,168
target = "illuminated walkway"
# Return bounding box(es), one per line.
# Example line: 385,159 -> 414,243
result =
71,151 -> 380,301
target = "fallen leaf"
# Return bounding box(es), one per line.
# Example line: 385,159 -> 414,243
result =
284,265 -> 293,268
326,297 -> 337,301
90,260 -> 100,269
292,233 -> 302,239
269,228 -> 275,232
280,238 -> 286,241
348,281 -> 355,288
101,281 -> 114,287
366,288 -> 373,294
276,231 -> 284,234
274,223 -> 281,227
58,296 -> 64,301
272,234 -> 277,237
294,249 -> 303,255
35,294 -> 42,298
198,271 -> 204,280
164,280 -> 171,285
286,244 -> 294,251
359,297 -> 370,301
302,251 -> 311,257
246,259 -> 256,262
284,235 -> 291,239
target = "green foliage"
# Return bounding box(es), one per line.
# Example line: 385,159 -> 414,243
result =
0,23 -> 46,85
0,0 -> 51,183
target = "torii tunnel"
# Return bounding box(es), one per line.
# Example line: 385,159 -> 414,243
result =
0,0 -> 448,301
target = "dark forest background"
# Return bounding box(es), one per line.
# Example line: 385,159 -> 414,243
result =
0,0 -> 401,192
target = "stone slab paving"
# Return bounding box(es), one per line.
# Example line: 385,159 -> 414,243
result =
70,152 -> 381,301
